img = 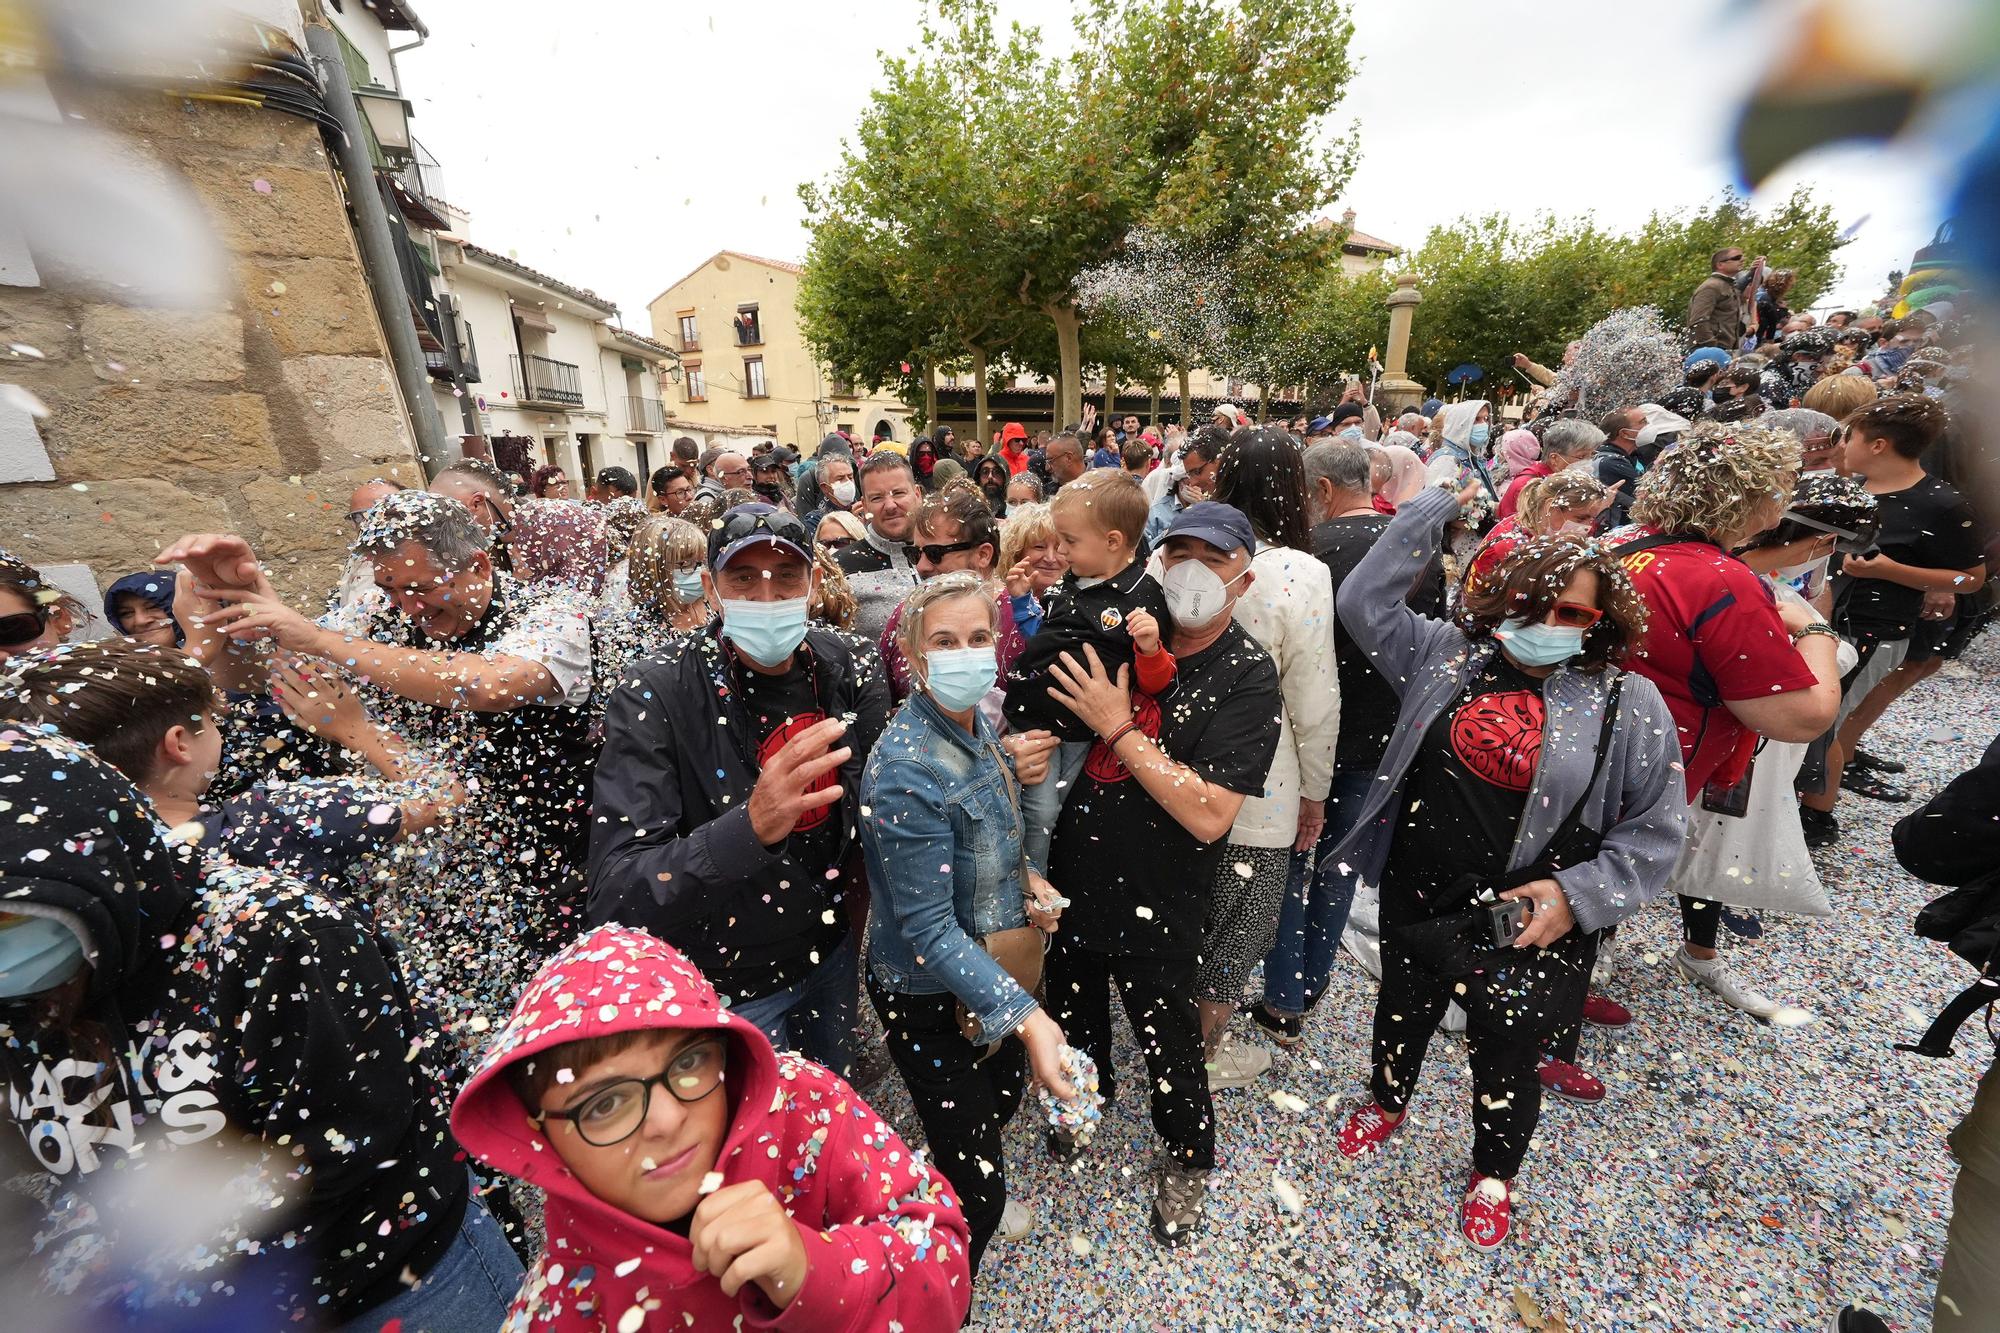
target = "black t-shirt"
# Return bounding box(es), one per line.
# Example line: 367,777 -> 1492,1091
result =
1835,475 -> 1983,640
196,779 -> 403,892
1379,655 -> 1544,928
1314,515 -> 1446,774
1004,561 -> 1173,742
736,657 -> 844,874
1051,621 -> 1282,958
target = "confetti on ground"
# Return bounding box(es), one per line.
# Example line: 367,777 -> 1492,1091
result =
860,634 -> 1996,1331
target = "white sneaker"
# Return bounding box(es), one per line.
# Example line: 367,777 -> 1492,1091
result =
993,1198 -> 1034,1243
1674,947 -> 1812,1026
1205,1030 -> 1273,1089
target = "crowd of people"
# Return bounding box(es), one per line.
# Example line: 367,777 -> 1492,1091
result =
0,254 -> 1992,1331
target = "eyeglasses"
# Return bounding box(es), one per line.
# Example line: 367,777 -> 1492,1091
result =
0,609 -> 50,647
819,536 -> 856,551
538,1037 -> 727,1147
1720,253 -> 1744,264
1549,601 -> 1603,629
915,539 -> 981,564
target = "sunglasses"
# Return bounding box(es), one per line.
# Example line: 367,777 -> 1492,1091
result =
819,536 -> 856,551
1550,601 -> 1603,629
915,539 -> 981,564
0,609 -> 49,647
714,506 -> 809,550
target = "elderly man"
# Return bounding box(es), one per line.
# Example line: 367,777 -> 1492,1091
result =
160,492 -> 599,1041
697,446 -> 753,501
1688,246 -> 1753,349
1043,430 -> 1087,488
1038,499 -> 1282,1247
333,475 -> 407,607
431,457 -> 516,540
834,452 -> 923,639
1497,418 -> 1605,519
590,504 -> 889,1074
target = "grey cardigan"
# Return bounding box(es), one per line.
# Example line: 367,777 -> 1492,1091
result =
1330,486 -> 1688,934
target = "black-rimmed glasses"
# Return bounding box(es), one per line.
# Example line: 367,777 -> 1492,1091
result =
538,1036 -> 728,1147
915,539 -> 981,564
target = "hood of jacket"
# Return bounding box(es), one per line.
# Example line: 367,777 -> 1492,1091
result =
453,925 -> 970,1330
1436,399 -> 1491,453
101,571 -> 183,646
0,726 -> 195,1007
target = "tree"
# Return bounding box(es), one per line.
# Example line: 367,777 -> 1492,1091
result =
802,0 -> 1362,430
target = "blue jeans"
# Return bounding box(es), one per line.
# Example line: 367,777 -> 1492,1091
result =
730,934 -> 860,1079
1020,738 -> 1092,873
1261,770 -> 1375,1017
336,1188 -> 522,1332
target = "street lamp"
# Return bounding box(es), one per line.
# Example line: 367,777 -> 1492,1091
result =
353,87 -> 415,160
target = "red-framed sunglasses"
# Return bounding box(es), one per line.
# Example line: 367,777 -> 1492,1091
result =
1550,601 -> 1603,630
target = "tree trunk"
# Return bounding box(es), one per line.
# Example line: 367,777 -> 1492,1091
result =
923,357 -> 938,436
1258,380 -> 1271,424
1103,363 -> 1117,425
1148,381 -> 1160,431
1176,358 -> 1192,428
1052,363 -> 1064,436
972,344 -> 990,448
1047,302 -> 1083,431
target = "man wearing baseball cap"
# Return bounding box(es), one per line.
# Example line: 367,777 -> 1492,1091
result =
1037,498 -> 1283,1247
589,504 -> 889,1076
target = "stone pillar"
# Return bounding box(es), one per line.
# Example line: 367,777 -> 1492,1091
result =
1378,274 -> 1426,413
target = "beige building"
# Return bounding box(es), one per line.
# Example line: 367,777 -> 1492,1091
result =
646,251 -> 910,447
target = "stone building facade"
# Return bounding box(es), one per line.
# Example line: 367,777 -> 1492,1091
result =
1,80 -> 422,624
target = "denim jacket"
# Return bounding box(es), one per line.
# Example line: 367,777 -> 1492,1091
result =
861,691 -> 1038,1043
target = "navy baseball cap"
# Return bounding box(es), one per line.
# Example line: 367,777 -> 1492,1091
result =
707,503 -> 812,569
1163,500 -> 1255,554
1684,347 -> 1732,372
1307,415 -> 1336,433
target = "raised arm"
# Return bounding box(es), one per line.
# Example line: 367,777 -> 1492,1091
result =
1335,485 -> 1468,700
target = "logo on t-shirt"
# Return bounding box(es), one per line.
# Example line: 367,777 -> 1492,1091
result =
1083,694 -> 1160,784
1449,690 -> 1544,792
757,710 -> 834,830
1099,607 -> 1123,631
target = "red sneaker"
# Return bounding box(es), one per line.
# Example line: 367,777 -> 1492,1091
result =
1582,992 -> 1632,1028
1461,1173 -> 1513,1250
1538,1057 -> 1605,1104
1336,1100 -> 1405,1158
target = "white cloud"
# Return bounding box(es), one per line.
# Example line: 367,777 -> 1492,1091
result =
399,0 -> 1938,329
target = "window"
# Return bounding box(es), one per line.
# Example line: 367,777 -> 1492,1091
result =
678,312 -> 699,351
684,362 -> 706,402
744,356 -> 767,399
734,305 -> 762,346
830,372 -> 856,398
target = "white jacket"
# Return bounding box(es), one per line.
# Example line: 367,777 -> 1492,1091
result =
1224,544 -> 1339,849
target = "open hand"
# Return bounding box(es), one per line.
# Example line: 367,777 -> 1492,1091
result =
271,659 -> 367,746
746,717 -> 851,847
1045,644 -> 1132,739
1005,557 -> 1036,600
158,533 -> 272,599
194,587 -> 322,653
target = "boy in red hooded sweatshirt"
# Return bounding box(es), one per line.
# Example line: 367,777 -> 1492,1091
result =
997,421 -> 1031,475
453,925 -> 971,1331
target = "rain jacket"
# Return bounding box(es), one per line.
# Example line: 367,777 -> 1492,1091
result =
100,570 -> 182,645
452,925 -> 971,1331
0,726 -> 465,1323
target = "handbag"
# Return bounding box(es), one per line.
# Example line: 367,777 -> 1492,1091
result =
1389,677 -> 1623,1038
956,740 -> 1047,1047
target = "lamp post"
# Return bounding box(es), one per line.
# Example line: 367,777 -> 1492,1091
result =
1377,274 -> 1426,413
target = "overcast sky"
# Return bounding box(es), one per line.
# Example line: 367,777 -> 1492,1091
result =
400,0 -> 1952,335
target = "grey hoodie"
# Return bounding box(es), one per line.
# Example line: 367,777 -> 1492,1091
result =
1330,486 -> 1688,933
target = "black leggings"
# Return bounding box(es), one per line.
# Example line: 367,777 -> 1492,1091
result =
1679,895 -> 1720,951
1371,941 -> 1544,1180
1044,935 -> 1215,1169
866,977 -> 1025,1277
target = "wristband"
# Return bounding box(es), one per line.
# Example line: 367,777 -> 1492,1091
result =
1103,721 -> 1138,749
1790,623 -> 1839,645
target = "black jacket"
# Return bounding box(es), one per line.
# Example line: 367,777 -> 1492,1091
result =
1593,444 -> 1644,529
0,730 -> 464,1323
1894,731 -> 2000,886
587,622 -> 890,1003
1003,560 -> 1171,741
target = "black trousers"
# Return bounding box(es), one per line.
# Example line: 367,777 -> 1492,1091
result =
1044,935 -> 1215,1169
866,977 -> 1025,1276
1371,940 -> 1545,1180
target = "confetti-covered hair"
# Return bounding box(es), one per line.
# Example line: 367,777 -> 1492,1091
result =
1516,470 -> 1611,535
1456,536 -> 1647,674
626,514 -> 707,613
0,640 -> 219,784
353,490 -> 492,572
1629,421 -> 1801,544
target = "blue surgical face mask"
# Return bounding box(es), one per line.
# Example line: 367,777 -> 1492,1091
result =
0,916 -> 86,998
721,595 -> 810,667
1495,617 -> 1585,667
1467,423 -> 1491,449
921,645 -> 998,712
672,569 -> 707,603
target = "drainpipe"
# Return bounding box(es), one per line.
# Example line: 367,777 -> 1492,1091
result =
304,23 -> 452,478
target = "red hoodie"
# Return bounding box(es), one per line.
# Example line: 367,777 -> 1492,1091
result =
997,422 -> 1030,474
453,927 -> 970,1331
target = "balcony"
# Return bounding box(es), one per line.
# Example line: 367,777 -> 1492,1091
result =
510,353 -> 583,408
625,395 -> 666,433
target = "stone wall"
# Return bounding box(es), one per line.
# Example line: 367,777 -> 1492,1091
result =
0,82 -> 422,612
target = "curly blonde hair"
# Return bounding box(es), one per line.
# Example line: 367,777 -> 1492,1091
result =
1628,422 -> 1800,544
1517,470 -> 1609,535
998,502 -> 1057,574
